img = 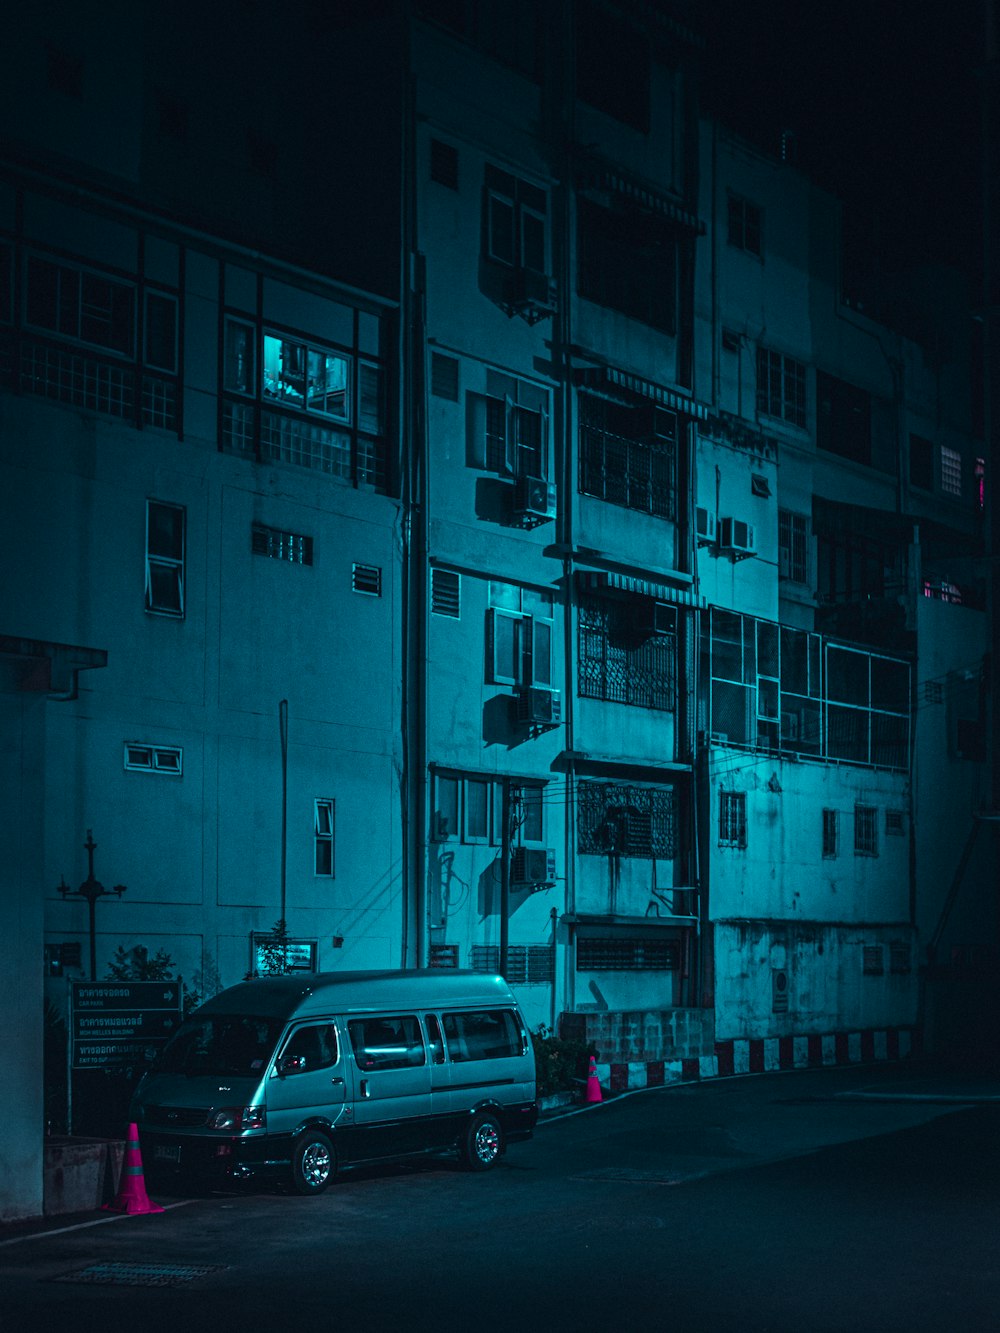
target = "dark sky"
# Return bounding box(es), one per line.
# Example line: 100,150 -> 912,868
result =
700,0 -> 985,287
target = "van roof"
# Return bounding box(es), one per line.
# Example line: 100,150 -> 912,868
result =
195,969 -> 520,1020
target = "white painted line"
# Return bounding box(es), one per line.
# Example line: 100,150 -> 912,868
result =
0,1199 -> 199,1248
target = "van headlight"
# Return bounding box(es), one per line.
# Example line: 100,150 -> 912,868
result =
209,1106 -> 265,1131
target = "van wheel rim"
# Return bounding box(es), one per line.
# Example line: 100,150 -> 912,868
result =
302,1142 -> 331,1185
475,1123 -> 499,1163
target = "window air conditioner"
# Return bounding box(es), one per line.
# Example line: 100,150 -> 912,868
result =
516,686 -> 561,728
695,506 -> 717,546
636,600 -> 677,638
510,846 -> 557,887
514,475 -> 557,524
719,516 -> 757,559
502,269 -> 557,322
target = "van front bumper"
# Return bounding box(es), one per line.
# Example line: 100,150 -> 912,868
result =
139,1129 -> 292,1185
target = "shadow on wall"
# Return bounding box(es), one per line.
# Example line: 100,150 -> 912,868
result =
477,857 -> 534,922
483,693 -> 529,749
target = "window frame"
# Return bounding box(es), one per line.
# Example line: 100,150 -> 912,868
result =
854,803 -> 879,857
144,499 -> 185,618
25,251 -> 136,359
719,790 -> 748,849
314,797 -> 335,878
727,192 -> 762,257
483,168 -> 547,275
822,808 -> 839,859
757,347 -> 807,428
778,509 -> 809,584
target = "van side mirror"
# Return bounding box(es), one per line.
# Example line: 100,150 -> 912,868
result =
278,1054 -> 307,1076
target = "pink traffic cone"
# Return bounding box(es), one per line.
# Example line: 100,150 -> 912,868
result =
585,1055 -> 603,1103
102,1123 -> 164,1214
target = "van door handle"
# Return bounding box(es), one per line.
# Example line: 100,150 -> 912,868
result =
360,1079 -> 371,1099
330,1077 -> 344,1086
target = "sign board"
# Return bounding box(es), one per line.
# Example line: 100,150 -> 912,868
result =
251,937 -> 317,974
70,980 -> 182,1069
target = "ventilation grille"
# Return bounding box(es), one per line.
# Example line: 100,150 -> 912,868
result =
352,563 -> 382,596
431,568 -> 460,617
471,944 -> 554,984
251,524 -> 313,565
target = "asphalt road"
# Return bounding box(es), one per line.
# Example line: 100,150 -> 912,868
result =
3,1064 -> 1000,1332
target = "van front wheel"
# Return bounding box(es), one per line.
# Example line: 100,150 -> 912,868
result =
461,1112 -> 504,1171
291,1130 -> 336,1195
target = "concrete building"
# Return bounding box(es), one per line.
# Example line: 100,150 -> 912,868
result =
0,1 -> 989,1217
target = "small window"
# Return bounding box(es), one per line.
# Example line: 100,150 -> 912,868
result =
940,445 -> 962,497
0,242 -> 10,323
442,1009 -> 522,1062
924,680 -> 943,705
470,944 -> 555,984
464,778 -> 491,842
862,944 -> 884,976
433,774 -> 459,841
352,563 -> 382,596
751,473 -> 771,498
315,798 -> 335,877
576,937 -> 680,971
263,333 -> 350,421
124,743 -> 183,775
483,166 -> 547,273
144,292 -> 178,373
854,804 -> 879,856
431,568 -> 461,617
348,1014 -> 425,1071
145,500 -> 185,617
430,138 -> 459,189
431,352 -> 460,401
822,808 -> 838,858
885,809 -> 905,836
890,941 -> 911,974
757,348 -> 806,428
719,791 -> 747,848
728,193 -> 762,256
45,43 -> 84,98
252,524 -> 313,566
224,318 -> 256,395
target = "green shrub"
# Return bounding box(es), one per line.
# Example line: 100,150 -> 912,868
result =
531,1025 -> 598,1098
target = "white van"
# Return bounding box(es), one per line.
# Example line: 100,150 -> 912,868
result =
130,969 -> 537,1194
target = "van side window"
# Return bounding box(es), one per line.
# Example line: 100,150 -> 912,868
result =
348,1014 -> 425,1071
442,1009 -> 522,1062
425,1014 -> 445,1065
280,1023 -> 339,1073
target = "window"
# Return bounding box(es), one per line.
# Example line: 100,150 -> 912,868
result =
348,1014 -> 425,1071
488,582 -> 554,688
719,791 -> 747,848
352,563 -> 381,596
778,510 -> 809,584
432,771 -> 545,846
727,193 -> 762,255
577,782 -> 676,859
577,937 -> 680,971
575,0 -> 650,130
443,1009 -> 522,1061
471,945 -> 554,984
124,743 -> 183,775
431,568 -> 460,617
431,352 -> 459,401
280,1023 -> 339,1073
757,348 -> 806,427
468,370 -> 548,479
862,944 -> 884,976
924,680 -> 943,705
220,314 -> 386,491
578,597 -> 675,711
885,808 -> 905,836
577,199 -> 677,334
940,445 -> 962,497
817,371 -> 871,465
854,804 -> 878,856
314,799 -> 335,877
484,165 -> 546,273
145,501 -> 185,617
890,941 -> 911,974
430,138 -> 458,189
0,242 -> 11,323
822,808 -> 838,858
910,433 -> 933,490
144,292 -> 178,373
26,255 -> 134,357
251,524 -> 313,565
578,394 -> 676,520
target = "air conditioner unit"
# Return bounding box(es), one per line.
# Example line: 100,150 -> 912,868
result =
516,686 -> 561,729
514,474 -> 556,524
510,846 -> 557,887
695,506 -> 717,546
636,600 -> 677,638
502,269 -> 557,322
719,516 -> 757,559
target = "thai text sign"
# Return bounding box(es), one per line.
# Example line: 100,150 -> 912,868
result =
70,981 -> 182,1069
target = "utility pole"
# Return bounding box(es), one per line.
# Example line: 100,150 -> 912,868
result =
499,778 -> 511,979
57,830 -> 126,981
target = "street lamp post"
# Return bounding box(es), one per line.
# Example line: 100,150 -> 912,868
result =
57,830 -> 127,980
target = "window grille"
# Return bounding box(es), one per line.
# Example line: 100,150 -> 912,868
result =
352,563 -> 382,596
578,598 -> 675,712
822,808 -> 838,858
431,568 -> 460,617
862,944 -> 884,975
251,524 -> 313,566
923,680 -> 943,705
578,395 -> 676,520
885,808 -> 905,835
577,781 -> 676,859
889,941 -> 911,974
719,791 -> 747,848
576,937 -> 679,971
940,445 -> 962,497
471,945 -> 554,984
854,804 -> 879,856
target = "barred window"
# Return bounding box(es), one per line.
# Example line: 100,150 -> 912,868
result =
757,347 -> 806,427
854,804 -> 879,856
251,523 -> 313,565
470,945 -> 554,984
576,937 -> 679,971
822,808 -> 838,858
719,791 -> 747,848
578,394 -> 676,520
862,944 -> 884,975
578,597 -> 675,712
577,781 -> 676,859
940,445 -> 962,497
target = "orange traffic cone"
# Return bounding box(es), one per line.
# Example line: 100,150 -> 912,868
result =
585,1055 -> 603,1103
102,1124 -> 164,1215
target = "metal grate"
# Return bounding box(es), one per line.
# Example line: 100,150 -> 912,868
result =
252,523 -> 313,566
578,598 -> 676,712
352,562 -> 382,596
576,937 -> 679,971
431,568 -> 460,617
471,944 -> 554,984
577,781 -> 676,858
53,1263 -> 226,1287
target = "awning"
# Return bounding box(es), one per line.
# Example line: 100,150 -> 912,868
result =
578,570 -> 705,609
579,168 -> 705,235
574,365 -> 710,420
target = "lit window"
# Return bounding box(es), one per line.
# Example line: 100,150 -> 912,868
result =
145,500 -> 185,617
263,334 -> 350,420
315,799 -> 335,877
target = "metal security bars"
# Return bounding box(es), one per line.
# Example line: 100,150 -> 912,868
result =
577,781 -> 677,859
471,945 -> 555,984
578,395 -> 677,520
576,937 -> 680,971
704,607 -> 910,771
578,598 -> 676,711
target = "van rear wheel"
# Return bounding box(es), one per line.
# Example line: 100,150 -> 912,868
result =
291,1130 -> 336,1195
461,1112 -> 504,1171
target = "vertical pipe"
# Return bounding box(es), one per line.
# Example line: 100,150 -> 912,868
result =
279,699 -> 288,928
500,778 -> 511,978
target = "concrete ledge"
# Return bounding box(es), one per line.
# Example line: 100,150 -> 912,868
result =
43,1137 -> 124,1216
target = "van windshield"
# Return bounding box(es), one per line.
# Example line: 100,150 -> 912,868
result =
156,1014 -> 283,1078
